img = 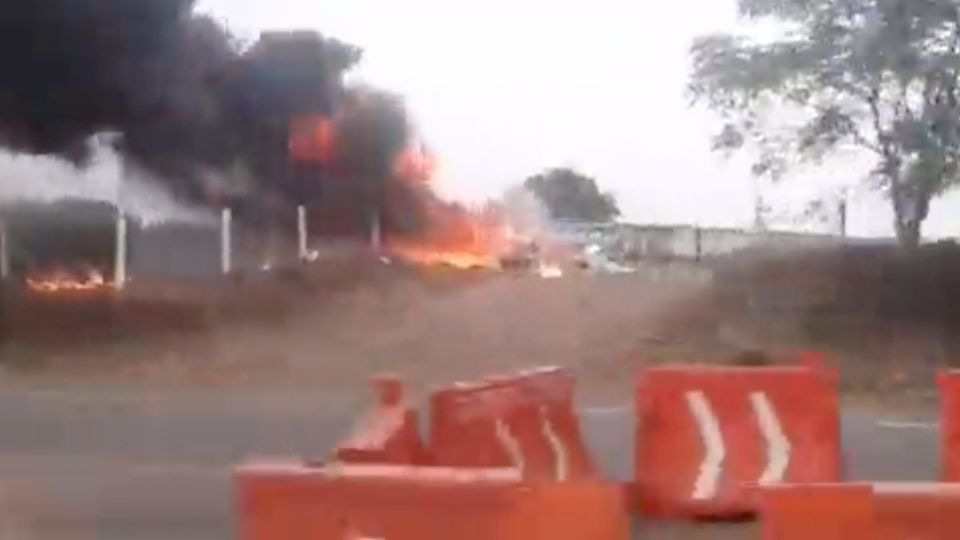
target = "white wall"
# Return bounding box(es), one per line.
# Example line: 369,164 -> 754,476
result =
618,224 -> 851,260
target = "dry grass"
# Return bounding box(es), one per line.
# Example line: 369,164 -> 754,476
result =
0,255 -> 709,403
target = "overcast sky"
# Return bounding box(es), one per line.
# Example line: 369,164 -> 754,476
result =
197,0 -> 763,226
200,0 -> 960,238
4,0 -> 959,237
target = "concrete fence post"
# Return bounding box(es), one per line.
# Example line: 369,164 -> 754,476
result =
221,207 -> 232,275
297,205 -> 308,261
114,211 -> 127,290
370,208 -> 382,252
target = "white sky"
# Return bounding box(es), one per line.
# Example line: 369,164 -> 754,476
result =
199,0 -> 766,228
202,0 -> 960,238
4,0 -> 960,238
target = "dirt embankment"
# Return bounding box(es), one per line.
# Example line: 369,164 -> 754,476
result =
699,242 -> 960,397
3,243 -> 960,402
0,252 -> 712,401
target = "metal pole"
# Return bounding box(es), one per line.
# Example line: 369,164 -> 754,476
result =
221,207 -> 232,275
297,205 -> 308,261
114,211 -> 127,290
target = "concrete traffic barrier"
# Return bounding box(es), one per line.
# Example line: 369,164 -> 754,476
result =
236,462 -> 630,540
429,367 -> 595,480
634,364 -> 841,518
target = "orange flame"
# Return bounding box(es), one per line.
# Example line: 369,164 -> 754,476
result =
288,116 -> 336,164
387,202 -> 511,270
389,245 -> 501,270
287,112 -> 547,274
24,268 -> 113,294
392,142 -> 436,184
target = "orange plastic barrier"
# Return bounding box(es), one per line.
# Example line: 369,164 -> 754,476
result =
939,371 -> 960,481
759,483 -> 874,540
334,376 -> 425,465
760,483 -> 960,540
635,364 -> 841,518
429,367 -> 595,480
236,462 -> 630,540
873,484 -> 960,540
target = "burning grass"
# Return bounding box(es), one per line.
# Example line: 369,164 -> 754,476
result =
0,249 -> 484,351
24,267 -> 113,294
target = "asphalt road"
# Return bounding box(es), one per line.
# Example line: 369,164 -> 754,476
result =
0,388 -> 940,539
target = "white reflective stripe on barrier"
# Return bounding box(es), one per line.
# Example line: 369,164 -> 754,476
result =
686,390 -> 725,500
495,418 -> 526,475
540,406 -> 568,482
750,391 -> 791,485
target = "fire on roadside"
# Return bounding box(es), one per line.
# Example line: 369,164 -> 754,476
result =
24,268 -> 114,294
288,114 -> 564,277
386,210 -> 508,271
388,246 -> 500,270
387,216 -> 566,278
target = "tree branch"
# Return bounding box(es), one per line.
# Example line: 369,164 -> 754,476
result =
867,88 -> 892,156
850,129 -> 883,154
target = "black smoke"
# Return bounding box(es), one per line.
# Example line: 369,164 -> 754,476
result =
0,2 -> 231,170
0,2 -> 368,199
0,0 -> 448,243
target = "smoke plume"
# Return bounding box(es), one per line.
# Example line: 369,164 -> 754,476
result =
0,2 -> 233,174
0,3 -> 386,202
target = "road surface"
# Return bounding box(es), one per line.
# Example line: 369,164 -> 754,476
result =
0,387 -> 940,539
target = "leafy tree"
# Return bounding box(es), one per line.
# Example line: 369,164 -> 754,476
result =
690,0 -> 960,248
523,167 -> 620,222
